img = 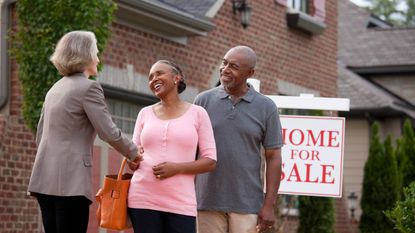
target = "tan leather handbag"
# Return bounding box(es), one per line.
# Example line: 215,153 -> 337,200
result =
96,158 -> 132,230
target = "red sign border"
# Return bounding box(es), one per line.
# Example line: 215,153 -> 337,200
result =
278,115 -> 346,198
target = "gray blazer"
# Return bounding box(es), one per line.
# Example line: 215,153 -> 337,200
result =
28,73 -> 137,202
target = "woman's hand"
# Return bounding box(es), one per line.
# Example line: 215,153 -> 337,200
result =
128,146 -> 144,171
152,158 -> 216,179
152,162 -> 181,180
128,159 -> 141,170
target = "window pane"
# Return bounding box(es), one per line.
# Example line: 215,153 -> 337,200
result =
105,98 -> 144,134
287,0 -> 308,13
280,195 -> 300,216
300,0 -> 308,13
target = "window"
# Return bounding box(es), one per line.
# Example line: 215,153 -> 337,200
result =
279,0 -> 327,34
288,0 -> 308,13
106,99 -> 144,135
102,84 -> 158,135
0,1 -> 14,110
280,195 -> 299,216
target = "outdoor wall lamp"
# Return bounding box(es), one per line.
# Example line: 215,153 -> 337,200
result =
347,192 -> 358,223
232,0 -> 252,29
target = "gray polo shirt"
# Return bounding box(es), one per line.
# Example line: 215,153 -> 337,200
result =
195,84 -> 283,214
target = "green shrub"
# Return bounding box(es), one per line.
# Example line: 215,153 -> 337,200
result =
297,196 -> 335,233
359,122 -> 399,233
11,0 -> 116,132
395,119 -> 415,199
386,182 -> 415,233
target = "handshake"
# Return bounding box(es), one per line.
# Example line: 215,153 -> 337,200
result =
128,146 -> 144,171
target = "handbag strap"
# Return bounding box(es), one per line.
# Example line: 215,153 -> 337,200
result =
117,158 -> 127,181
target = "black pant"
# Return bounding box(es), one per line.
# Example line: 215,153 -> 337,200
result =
128,208 -> 196,233
35,193 -> 90,233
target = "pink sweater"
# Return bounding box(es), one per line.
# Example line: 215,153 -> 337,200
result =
127,104 -> 216,216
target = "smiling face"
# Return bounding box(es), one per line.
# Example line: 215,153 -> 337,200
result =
219,47 -> 255,94
148,62 -> 180,99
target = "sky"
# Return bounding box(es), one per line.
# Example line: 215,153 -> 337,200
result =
349,0 -> 371,7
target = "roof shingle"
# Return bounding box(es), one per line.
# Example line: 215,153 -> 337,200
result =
338,0 -> 415,67
158,0 -> 218,17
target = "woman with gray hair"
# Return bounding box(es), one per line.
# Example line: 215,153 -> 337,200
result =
28,30 -> 142,233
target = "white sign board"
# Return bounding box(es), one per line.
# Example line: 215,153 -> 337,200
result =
278,115 -> 345,197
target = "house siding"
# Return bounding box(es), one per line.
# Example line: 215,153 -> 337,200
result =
343,119 -> 369,221
381,118 -> 403,141
343,117 -> 402,224
371,74 -> 415,106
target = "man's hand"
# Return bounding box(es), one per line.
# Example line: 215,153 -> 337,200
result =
256,148 -> 280,232
256,204 -> 275,232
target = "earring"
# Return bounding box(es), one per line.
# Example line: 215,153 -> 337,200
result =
174,81 -> 177,85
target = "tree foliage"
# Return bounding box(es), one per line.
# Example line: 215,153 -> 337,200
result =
395,119 -> 415,198
11,0 -> 116,132
404,0 -> 415,25
364,0 -> 415,26
385,181 -> 415,233
386,119 -> 415,233
359,122 -> 399,233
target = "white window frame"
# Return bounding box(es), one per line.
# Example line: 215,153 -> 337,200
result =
287,0 -> 308,13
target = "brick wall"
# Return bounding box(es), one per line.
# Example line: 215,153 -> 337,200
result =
0,58 -> 41,232
277,197 -> 356,233
0,3 -> 41,232
0,0 -> 345,232
335,197 -> 357,233
104,0 -> 338,97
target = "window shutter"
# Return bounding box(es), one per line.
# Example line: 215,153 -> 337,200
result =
276,0 -> 287,6
313,0 -> 326,21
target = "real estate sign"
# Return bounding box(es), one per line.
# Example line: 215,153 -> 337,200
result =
278,115 -> 345,197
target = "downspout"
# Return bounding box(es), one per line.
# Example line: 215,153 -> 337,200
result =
0,0 -> 15,109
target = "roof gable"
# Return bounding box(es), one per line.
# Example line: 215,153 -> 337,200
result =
337,61 -> 415,118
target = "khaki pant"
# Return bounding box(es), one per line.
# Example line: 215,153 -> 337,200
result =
197,210 -> 257,233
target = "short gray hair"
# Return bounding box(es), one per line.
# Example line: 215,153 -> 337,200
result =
50,30 -> 98,76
